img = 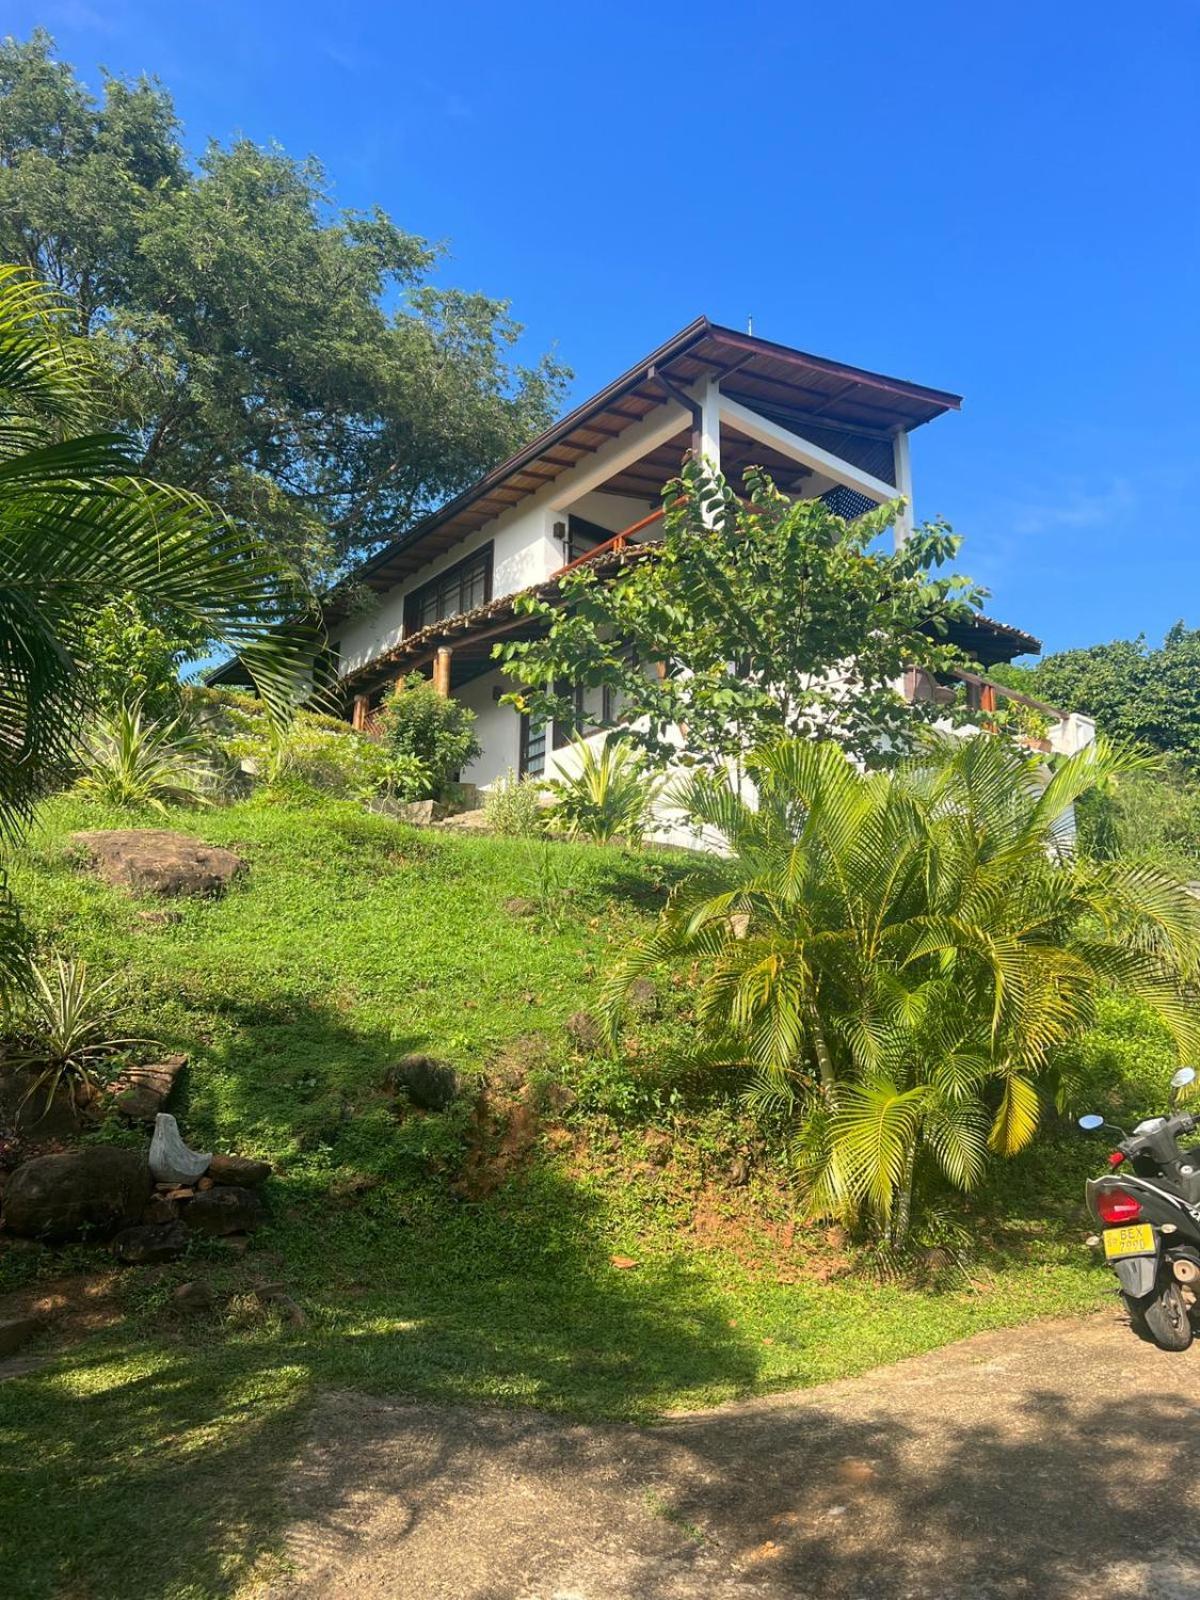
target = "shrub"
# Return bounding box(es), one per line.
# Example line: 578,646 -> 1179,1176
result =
483,770 -> 545,837
80,594 -> 208,719
547,736 -> 663,845
6,955 -> 151,1117
75,701 -> 214,811
376,674 -> 481,798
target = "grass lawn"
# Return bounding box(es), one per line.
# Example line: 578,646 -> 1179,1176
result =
0,796 -> 1115,1599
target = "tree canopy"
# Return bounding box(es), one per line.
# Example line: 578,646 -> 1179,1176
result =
1011,624 -> 1200,768
0,30 -> 569,584
498,461 -> 986,768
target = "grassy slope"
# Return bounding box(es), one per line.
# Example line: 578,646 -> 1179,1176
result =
0,796 -> 1113,1599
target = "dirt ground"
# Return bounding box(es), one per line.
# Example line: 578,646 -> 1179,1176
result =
267,1307 -> 1200,1600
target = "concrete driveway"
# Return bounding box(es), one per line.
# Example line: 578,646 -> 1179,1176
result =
270,1309 -> 1200,1599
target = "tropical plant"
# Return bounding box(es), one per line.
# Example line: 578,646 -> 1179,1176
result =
377,673 -> 481,798
483,769 -> 546,837
0,264 -> 320,997
7,954 -> 152,1117
604,734 -> 1200,1246
547,736 -> 663,845
75,701 -> 214,811
498,459 -> 985,770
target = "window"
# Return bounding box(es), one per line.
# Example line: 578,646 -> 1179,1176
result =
519,713 -> 547,778
404,544 -> 493,635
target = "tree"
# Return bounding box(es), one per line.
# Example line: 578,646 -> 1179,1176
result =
497,460 -> 986,770
1026,626 -> 1200,767
0,264 -> 320,993
604,734 -> 1200,1246
0,30 -> 569,583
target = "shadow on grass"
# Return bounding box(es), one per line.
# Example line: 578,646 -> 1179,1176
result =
0,1155 -> 760,1600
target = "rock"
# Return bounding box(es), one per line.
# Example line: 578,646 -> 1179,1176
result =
149,1113 -> 211,1185
1,1147 -> 151,1241
254,1284 -> 307,1327
172,1280 -> 214,1313
207,1152 -> 272,1188
0,1314 -> 44,1357
182,1186 -> 264,1236
503,896 -> 538,918
366,797 -> 448,826
565,1010 -> 604,1052
643,1130 -> 673,1167
111,1221 -> 189,1264
109,1054 -> 188,1124
141,1194 -> 178,1225
626,977 -> 659,1016
69,830 -> 246,899
386,1055 -> 462,1113
0,1068 -> 84,1141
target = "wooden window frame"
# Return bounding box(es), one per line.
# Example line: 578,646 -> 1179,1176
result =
403,542 -> 494,636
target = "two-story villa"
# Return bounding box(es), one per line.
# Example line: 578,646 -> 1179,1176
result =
221,318 -> 1093,784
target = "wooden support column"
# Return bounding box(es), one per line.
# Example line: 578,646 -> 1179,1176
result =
352,693 -> 370,731
433,646 -> 453,698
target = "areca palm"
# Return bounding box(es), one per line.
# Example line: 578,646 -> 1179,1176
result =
606,734 -> 1200,1244
0,266 -> 322,993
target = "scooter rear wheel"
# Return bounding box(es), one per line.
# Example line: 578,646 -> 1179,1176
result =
1124,1283 -> 1194,1351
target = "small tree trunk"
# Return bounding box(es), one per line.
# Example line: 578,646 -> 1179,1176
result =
889,1136 -> 919,1251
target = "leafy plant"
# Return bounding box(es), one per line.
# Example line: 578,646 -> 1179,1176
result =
604,734 -> 1200,1245
75,701 -> 214,811
499,459 -> 985,770
79,594 -> 207,720
377,674 -> 481,799
7,954 -> 152,1117
547,736 -> 663,845
483,769 -> 546,837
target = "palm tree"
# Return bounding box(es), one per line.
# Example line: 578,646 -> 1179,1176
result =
0,266 -> 321,993
605,734 -> 1200,1245
547,735 -> 664,845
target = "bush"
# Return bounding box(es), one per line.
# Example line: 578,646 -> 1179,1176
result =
190,689 -> 426,803
547,736 -> 663,845
81,595 -> 207,719
75,702 -> 214,810
377,674 -> 481,799
483,770 -> 545,837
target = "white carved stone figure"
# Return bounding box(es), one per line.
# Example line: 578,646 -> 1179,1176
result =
149,1112 -> 211,1185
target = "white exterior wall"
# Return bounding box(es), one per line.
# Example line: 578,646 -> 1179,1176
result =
456,667 -> 522,788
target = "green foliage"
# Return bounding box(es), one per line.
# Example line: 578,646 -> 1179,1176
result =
1026,624 -> 1200,766
5,953 -> 150,1114
605,734 -> 1200,1244
75,701 -> 214,811
483,768 -> 546,836
547,735 -> 664,845
1076,761 -> 1200,881
0,30 -> 569,583
377,673 -> 481,798
78,594 -> 206,719
1049,991 -> 1179,1126
498,460 -> 986,769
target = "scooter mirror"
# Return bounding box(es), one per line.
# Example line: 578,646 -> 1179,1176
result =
1171,1067 -> 1197,1090
1078,1113 -> 1105,1131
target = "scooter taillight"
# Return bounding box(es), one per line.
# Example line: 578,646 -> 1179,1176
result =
1097,1187 -> 1141,1224
1108,1150 -> 1126,1167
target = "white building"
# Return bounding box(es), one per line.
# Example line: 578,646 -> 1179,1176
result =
219,318 -> 1092,784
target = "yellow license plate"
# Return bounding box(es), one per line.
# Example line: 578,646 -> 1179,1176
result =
1103,1223 -> 1156,1259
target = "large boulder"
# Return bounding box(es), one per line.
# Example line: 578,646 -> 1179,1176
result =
208,1152 -> 271,1187
1,1147 -> 151,1242
69,830 -> 246,899
182,1186 -> 264,1236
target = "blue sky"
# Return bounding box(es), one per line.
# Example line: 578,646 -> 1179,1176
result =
11,1 -> 1199,656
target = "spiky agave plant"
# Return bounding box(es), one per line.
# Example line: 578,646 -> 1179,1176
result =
75,701 -> 214,811
8,955 -> 154,1119
547,735 -> 663,846
603,734 -> 1200,1245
